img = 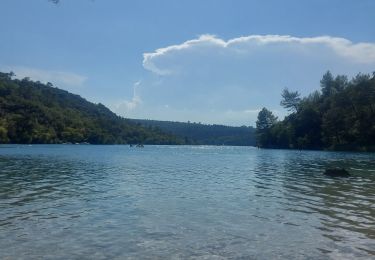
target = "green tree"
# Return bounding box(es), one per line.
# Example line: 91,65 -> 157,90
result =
320,71 -> 335,97
256,107 -> 277,147
280,88 -> 301,112
256,108 -> 277,130
258,71 -> 375,151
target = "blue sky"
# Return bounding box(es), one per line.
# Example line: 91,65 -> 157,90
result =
1,0 -> 375,126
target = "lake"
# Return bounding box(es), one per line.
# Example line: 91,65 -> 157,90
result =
0,145 -> 374,259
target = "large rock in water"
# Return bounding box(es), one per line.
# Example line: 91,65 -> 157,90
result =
324,168 -> 350,177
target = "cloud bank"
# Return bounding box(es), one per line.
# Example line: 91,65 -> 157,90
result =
136,34 -> 375,125
143,34 -> 375,75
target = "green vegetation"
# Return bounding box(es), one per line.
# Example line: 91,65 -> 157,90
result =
256,71 -> 375,151
9,69 -> 372,150
0,72 -> 184,144
131,119 -> 256,146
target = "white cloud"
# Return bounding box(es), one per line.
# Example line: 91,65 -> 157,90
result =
114,81 -> 142,113
143,34 -> 375,75
1,66 -> 87,87
140,35 -> 374,125
137,34 -> 375,126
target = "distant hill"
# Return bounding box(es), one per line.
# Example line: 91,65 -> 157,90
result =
0,72 -> 183,144
130,119 -> 256,146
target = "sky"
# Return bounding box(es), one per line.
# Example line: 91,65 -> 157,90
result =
1,0 -> 375,126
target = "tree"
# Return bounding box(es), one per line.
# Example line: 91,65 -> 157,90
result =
256,108 -> 277,130
351,73 -> 370,85
0,72 -> 15,81
256,108 -> 277,147
333,75 -> 348,92
320,71 -> 334,96
280,88 -> 301,112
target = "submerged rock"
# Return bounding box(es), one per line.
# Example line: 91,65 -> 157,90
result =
324,168 -> 350,177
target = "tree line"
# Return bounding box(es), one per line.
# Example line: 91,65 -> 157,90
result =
256,71 -> 375,151
131,119 -> 256,146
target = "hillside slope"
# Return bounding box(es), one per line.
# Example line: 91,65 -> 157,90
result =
0,72 -> 183,144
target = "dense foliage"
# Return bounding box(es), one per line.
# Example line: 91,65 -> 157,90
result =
256,71 -> 375,151
130,119 -> 256,146
0,72 -> 184,144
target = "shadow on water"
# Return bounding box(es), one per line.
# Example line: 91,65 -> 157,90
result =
272,150 -> 375,258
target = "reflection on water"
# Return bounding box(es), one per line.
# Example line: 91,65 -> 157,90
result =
0,145 -> 374,259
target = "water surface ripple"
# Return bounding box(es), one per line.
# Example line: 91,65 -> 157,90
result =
0,145 -> 374,259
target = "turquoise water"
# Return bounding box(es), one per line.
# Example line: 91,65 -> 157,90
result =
0,145 -> 374,259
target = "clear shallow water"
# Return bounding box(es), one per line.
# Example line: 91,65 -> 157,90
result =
0,145 -> 374,259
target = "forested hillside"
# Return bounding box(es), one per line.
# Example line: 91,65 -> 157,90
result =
0,72 -> 184,144
256,71 -> 375,151
130,119 -> 256,146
